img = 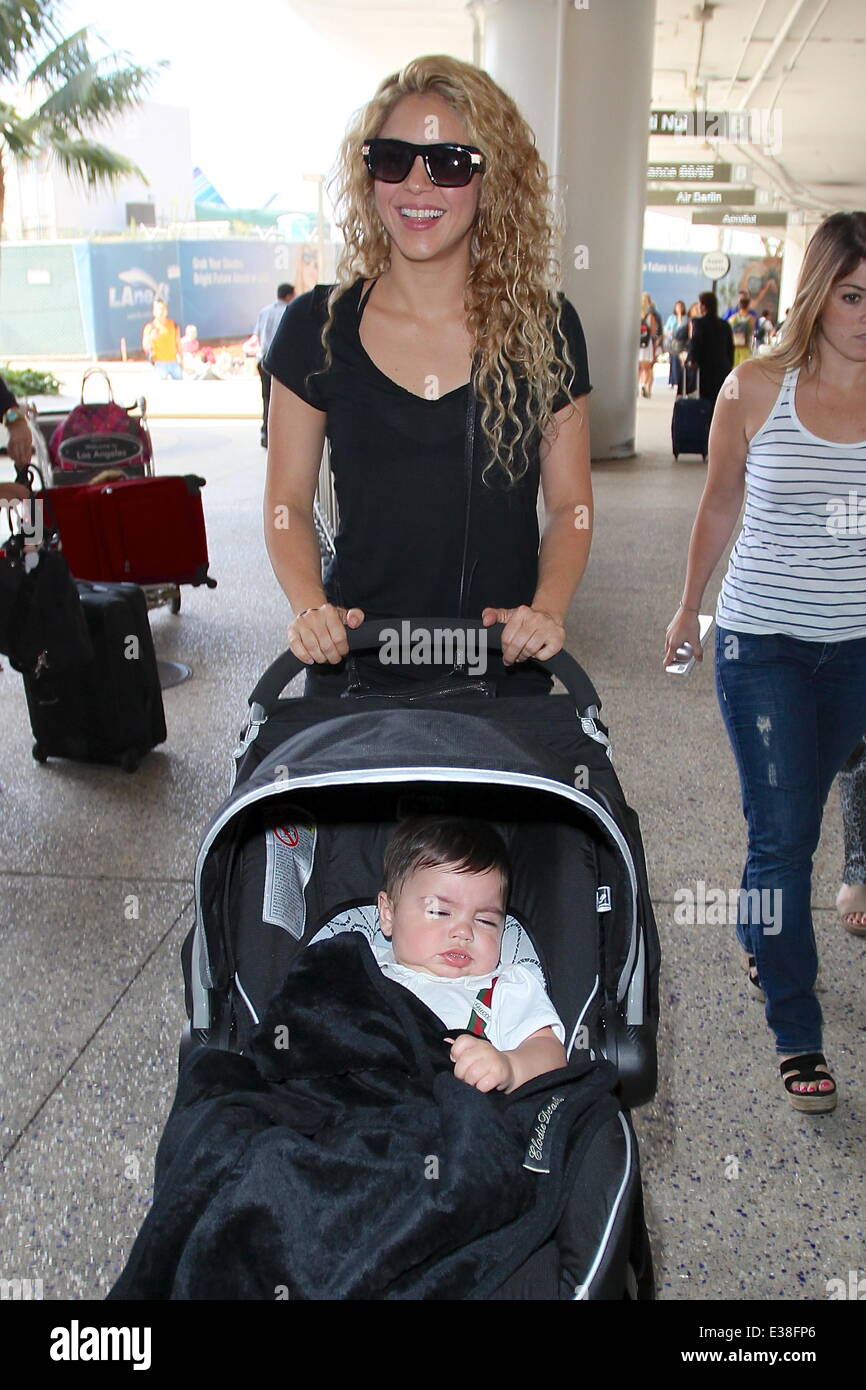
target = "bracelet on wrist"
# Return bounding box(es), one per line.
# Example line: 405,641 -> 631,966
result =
679,601 -> 700,613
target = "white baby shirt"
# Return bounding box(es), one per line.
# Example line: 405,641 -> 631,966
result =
371,939 -> 565,1052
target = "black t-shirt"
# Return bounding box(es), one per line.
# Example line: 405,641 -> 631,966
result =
0,375 -> 17,416
264,277 -> 591,623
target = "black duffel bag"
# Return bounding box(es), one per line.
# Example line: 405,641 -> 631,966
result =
0,488 -> 93,675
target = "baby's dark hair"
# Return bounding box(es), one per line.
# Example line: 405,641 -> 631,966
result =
382,817 -> 510,905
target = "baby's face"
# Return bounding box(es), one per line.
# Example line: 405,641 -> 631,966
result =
377,863 -> 506,978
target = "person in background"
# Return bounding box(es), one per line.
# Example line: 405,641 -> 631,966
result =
141,299 -> 182,380
682,301 -> 702,394
664,300 -> 689,392
255,283 -> 295,448
1,375 -> 36,677
0,374 -> 34,475
754,311 -> 775,353
647,295 -> 662,344
725,291 -> 759,367
180,324 -> 216,378
724,290 -> 759,328
686,291 -> 734,406
638,292 -> 659,398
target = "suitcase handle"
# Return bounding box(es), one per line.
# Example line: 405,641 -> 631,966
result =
248,618 -> 602,720
678,359 -> 701,398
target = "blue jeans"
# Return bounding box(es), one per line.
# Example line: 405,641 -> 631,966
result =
715,625 -> 866,1054
155,361 -> 182,380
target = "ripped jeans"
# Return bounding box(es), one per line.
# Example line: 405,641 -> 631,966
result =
715,625 -> 866,1054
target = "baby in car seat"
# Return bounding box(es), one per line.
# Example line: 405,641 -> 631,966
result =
374,816 -> 567,1092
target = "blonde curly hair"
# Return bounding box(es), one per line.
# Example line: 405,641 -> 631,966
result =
319,54 -> 578,486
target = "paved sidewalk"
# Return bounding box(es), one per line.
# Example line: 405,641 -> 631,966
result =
0,369 -> 863,1302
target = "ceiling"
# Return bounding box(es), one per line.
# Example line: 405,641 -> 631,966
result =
651,0 -> 866,218
286,0 -> 866,219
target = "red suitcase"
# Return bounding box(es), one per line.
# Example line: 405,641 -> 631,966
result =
41,484 -> 106,579
44,475 -> 216,588
94,475 -> 213,587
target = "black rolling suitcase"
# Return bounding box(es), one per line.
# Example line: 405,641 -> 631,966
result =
671,364 -> 712,461
24,581 -> 166,771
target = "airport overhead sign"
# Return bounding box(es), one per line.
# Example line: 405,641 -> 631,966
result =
646,188 -> 756,207
692,210 -> 789,228
647,162 -> 746,183
650,110 -> 752,138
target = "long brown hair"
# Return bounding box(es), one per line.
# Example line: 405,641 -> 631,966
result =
765,211 -> 866,372
319,54 -> 578,486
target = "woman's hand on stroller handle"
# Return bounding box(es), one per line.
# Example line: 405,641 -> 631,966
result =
482,604 -> 566,666
287,602 -> 365,665
251,615 -> 602,718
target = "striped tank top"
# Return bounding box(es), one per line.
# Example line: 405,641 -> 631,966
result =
716,367 -> 866,640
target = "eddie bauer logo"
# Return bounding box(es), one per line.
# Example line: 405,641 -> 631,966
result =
524,1094 -> 566,1173
49,1321 -> 152,1371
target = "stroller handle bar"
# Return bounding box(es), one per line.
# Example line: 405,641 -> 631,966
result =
249,618 -> 602,718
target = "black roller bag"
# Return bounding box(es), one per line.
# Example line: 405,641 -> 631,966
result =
24,580 -> 166,771
671,365 -> 712,461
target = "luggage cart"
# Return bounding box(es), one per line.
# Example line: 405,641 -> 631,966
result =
34,372 -> 187,615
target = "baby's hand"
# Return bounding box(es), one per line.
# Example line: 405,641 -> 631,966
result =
447,1035 -> 514,1093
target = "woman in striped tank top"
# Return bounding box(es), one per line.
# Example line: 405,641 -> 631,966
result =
664,212 -> 866,1113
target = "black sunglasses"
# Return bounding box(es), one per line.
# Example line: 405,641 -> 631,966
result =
362,138 -> 486,188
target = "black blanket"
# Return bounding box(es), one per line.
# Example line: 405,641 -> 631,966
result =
108,935 -> 621,1300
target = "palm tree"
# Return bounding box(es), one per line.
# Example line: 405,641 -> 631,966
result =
0,0 -> 165,232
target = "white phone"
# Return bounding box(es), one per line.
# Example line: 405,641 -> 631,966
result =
666,613 -> 715,675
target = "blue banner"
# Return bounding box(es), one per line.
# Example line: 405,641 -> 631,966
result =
86,241 -> 184,358
643,249 -> 782,325
83,239 -> 307,354
177,241 -> 278,339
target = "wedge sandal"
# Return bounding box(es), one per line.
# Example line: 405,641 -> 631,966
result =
780,1052 -> 838,1114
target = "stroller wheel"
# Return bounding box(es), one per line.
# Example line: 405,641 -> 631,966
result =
169,591 -> 181,614
32,743 -> 48,763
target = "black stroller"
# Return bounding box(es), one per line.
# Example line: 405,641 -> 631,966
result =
118,622 -> 660,1301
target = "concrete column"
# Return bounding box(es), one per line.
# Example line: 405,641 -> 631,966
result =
777,218 -> 816,325
471,0 -> 657,458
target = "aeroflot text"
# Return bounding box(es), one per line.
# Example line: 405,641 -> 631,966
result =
49,1321 -> 151,1371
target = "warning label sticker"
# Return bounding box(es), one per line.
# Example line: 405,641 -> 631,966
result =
263,817 -> 316,938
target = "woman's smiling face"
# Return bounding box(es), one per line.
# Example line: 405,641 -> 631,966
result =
372,92 -> 483,266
